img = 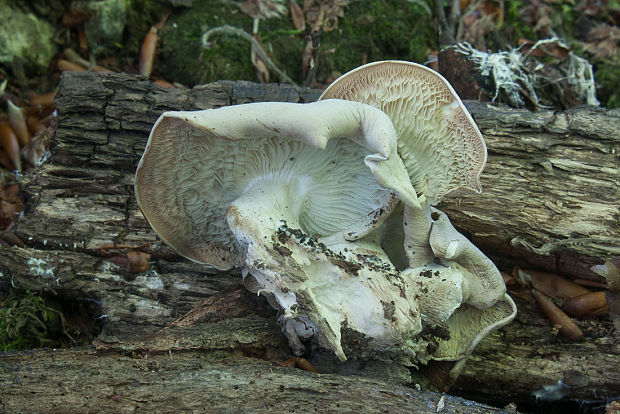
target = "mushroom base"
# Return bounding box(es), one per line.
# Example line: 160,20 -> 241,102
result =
226,178 -> 430,363
226,179 -> 516,368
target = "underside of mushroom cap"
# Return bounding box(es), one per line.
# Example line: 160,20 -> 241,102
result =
135,100 -> 416,269
431,293 -> 517,362
401,263 -> 516,368
320,60 -> 487,205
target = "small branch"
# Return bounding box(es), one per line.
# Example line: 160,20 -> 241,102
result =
303,30 -> 322,87
434,0 -> 455,46
447,0 -> 461,39
201,25 -> 297,85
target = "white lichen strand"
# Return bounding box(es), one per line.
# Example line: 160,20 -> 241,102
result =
26,257 -> 56,280
455,41 -> 599,108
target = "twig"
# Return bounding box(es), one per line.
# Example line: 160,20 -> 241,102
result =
201,25 -> 297,85
447,0 -> 461,39
434,0 -> 455,46
303,30 -> 321,87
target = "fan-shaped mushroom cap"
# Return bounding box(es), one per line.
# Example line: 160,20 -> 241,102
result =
320,60 -> 487,205
135,100 -> 418,270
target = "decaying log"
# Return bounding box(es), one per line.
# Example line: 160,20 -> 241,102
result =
0,347 -> 508,414
440,101 -> 619,279
0,71 -> 618,410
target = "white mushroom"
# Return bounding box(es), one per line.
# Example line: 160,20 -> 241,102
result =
136,99 -> 418,270
320,60 -> 487,205
136,99 -> 425,360
135,61 -> 516,368
320,61 -> 516,369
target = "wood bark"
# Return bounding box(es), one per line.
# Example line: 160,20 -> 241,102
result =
0,347 -> 507,413
0,71 -> 618,411
440,101 -> 619,279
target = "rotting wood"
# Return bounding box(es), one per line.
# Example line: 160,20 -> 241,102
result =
0,347 -> 508,414
439,101 -> 619,280
0,71 -> 618,409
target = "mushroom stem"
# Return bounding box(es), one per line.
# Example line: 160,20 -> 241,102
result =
403,203 -> 435,268
226,176 -> 309,249
428,209 -> 506,309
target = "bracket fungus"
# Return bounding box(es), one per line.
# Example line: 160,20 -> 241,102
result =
320,61 -> 516,374
136,99 -> 426,360
136,100 -> 418,266
135,61 -> 515,374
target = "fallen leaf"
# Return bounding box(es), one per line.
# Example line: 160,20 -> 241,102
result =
289,0 -> 306,31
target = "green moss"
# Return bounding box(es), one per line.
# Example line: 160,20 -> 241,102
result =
0,291 -> 59,350
318,0 -> 435,79
158,0 -> 437,86
159,3 -> 262,85
0,3 -> 58,69
596,59 -> 620,108
0,291 -> 96,351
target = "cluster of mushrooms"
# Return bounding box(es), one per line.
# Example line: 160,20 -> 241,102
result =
135,61 -> 517,378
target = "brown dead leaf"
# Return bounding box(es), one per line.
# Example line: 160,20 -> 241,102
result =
576,0 -> 610,18
289,0 -> 306,31
250,35 -> 271,82
532,288 -> 584,340
583,24 -> 620,61
519,38 -> 571,60
21,115 -> 56,168
0,183 -> 24,231
241,0 -> 287,20
482,0 -> 504,26
519,0 -> 554,35
459,0 -> 504,49
0,122 -> 21,172
126,251 -> 150,273
460,12 -> 496,49
140,26 -> 159,77
106,251 -> 150,273
303,0 -> 349,33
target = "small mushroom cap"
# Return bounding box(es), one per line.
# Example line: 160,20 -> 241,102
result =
320,60 -> 487,205
431,293 -> 517,362
135,100 -> 414,270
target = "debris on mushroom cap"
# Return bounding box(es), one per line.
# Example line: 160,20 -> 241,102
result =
319,60 -> 487,205
135,99 -> 417,270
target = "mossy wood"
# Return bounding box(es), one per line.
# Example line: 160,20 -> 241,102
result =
0,72 -> 618,409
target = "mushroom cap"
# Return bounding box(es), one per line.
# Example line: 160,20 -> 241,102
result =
135,100 -> 412,270
320,60 -> 487,205
431,293 -> 517,362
